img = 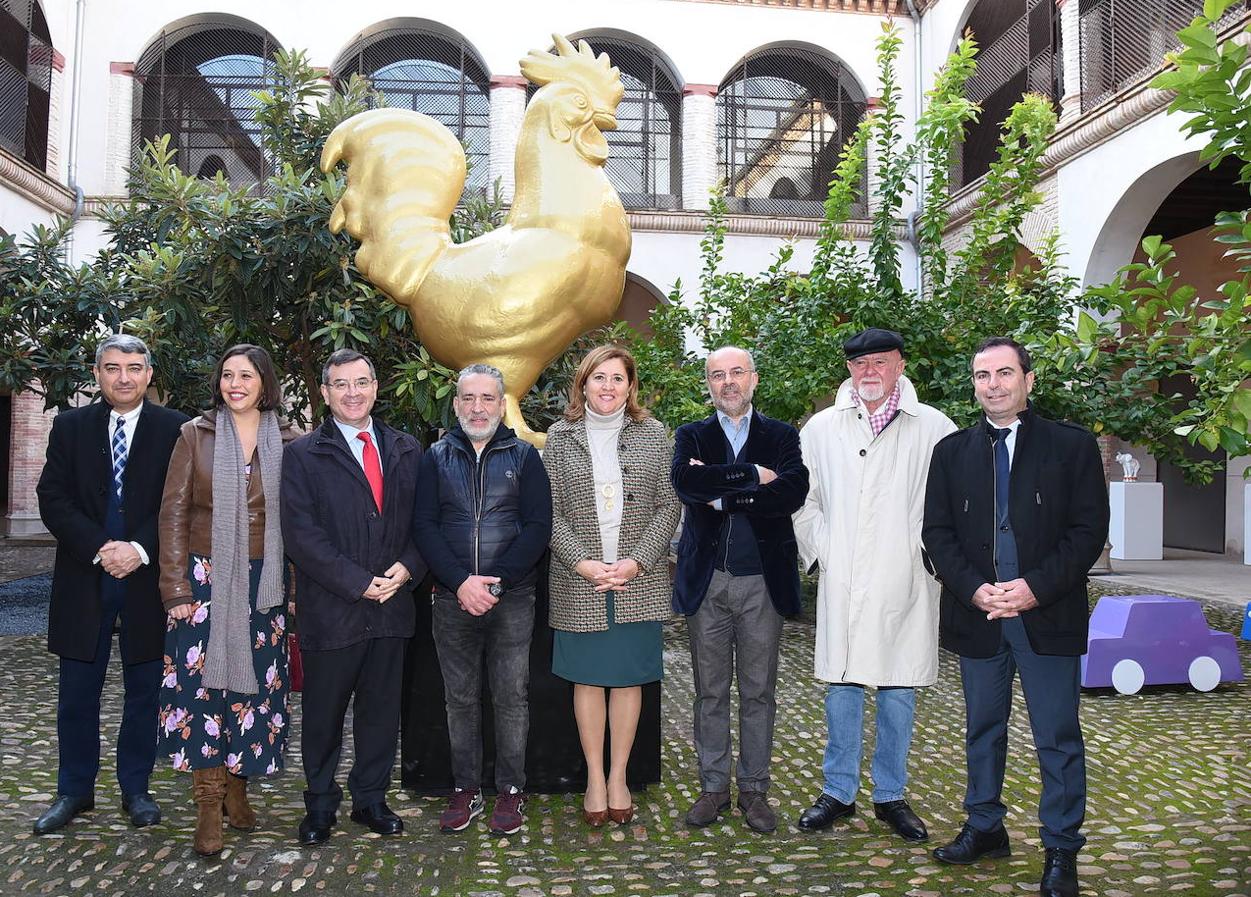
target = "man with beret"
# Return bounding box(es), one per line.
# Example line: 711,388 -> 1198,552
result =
792,327 -> 955,840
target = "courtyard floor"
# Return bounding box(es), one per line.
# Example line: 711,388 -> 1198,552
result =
0,548 -> 1246,896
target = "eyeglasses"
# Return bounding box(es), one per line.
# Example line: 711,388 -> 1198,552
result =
706,367 -> 754,384
327,378 -> 376,392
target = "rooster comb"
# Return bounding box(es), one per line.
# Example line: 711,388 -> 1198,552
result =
520,34 -> 625,111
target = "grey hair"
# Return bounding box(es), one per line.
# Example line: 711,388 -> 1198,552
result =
321,348 -> 377,384
456,363 -> 505,397
95,333 -> 152,367
705,345 -> 756,374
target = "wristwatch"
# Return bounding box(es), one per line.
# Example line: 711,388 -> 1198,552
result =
488,582 -> 504,598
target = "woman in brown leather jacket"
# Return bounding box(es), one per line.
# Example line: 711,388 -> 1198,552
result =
156,345 -> 295,856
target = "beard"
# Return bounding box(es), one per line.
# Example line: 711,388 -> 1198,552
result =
459,413 -> 502,443
713,385 -> 753,418
856,381 -> 887,403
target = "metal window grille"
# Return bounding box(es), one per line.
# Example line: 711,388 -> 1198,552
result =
133,20 -> 278,190
0,0 -> 52,171
956,0 -> 1059,190
1079,0 -> 1248,112
333,27 -> 490,197
717,47 -> 867,218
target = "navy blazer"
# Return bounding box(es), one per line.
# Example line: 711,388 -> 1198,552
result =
671,409 -> 809,616
922,406 -> 1109,658
37,399 -> 188,662
281,417 -> 428,651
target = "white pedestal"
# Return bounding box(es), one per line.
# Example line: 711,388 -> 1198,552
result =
1244,483 -> 1250,566
1109,482 -> 1164,560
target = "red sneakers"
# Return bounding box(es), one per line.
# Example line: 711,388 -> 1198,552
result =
489,787 -> 526,835
438,788 -> 484,833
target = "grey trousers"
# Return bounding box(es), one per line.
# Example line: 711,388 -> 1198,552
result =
687,569 -> 784,793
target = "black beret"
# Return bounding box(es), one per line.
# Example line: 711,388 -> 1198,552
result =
843,327 -> 905,359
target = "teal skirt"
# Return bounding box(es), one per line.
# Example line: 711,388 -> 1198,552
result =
552,592 -> 662,687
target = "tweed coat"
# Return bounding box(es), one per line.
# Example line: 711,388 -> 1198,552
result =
544,415 -> 681,632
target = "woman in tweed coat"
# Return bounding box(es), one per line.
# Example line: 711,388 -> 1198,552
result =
544,345 -> 681,827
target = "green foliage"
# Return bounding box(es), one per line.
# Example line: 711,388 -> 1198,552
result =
623,23 -> 1063,431
0,48 -> 580,441
1040,2 -> 1251,478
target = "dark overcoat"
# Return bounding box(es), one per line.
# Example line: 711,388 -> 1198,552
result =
671,410 -> 809,617
280,417 -> 428,652
922,406 -> 1109,658
37,400 -> 188,662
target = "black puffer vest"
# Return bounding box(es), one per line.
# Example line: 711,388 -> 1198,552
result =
426,425 -> 538,589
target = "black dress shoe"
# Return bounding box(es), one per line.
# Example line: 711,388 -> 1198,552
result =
873,799 -> 928,842
33,794 -> 94,834
932,822 -> 1011,864
298,812 -> 336,845
796,794 -> 855,831
1039,846 -> 1079,897
121,792 -> 161,827
350,802 -> 403,835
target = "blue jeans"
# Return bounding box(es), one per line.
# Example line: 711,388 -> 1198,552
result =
821,683 -> 915,804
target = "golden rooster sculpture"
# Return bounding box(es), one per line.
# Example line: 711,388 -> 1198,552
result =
321,34 -> 632,447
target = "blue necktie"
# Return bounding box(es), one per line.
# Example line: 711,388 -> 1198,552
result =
111,416 -> 127,501
993,427 -> 1011,523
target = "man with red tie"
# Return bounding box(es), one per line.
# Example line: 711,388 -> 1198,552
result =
281,349 -> 427,845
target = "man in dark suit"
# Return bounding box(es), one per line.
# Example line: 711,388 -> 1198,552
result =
35,333 -> 188,833
672,346 -> 809,834
922,337 -> 1109,897
281,349 -> 428,846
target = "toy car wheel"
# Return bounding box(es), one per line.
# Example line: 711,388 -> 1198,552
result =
1111,658 -> 1145,695
1187,656 -> 1221,692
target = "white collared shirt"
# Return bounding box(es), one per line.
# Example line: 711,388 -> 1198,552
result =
334,416 -> 379,471
96,402 -> 149,566
987,416 -> 1022,468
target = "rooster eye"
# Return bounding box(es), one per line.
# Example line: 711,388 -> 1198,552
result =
575,95 -> 587,108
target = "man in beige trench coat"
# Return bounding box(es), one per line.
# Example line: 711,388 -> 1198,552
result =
792,328 -> 955,840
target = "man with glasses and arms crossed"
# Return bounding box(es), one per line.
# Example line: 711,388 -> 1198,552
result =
672,347 -> 809,833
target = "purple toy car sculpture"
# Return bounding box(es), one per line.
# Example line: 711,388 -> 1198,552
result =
1082,594 -> 1244,695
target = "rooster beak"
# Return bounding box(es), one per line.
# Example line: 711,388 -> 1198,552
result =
593,109 -> 618,131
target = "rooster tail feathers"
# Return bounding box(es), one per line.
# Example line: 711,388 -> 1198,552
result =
320,108 -> 467,305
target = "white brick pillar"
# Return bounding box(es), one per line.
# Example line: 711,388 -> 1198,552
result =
1057,0 -> 1083,123
46,49 -> 65,179
489,75 -> 526,203
681,84 -> 717,212
103,62 -> 135,196
5,389 -> 54,537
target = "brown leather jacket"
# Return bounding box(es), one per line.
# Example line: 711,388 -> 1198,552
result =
158,410 -> 297,609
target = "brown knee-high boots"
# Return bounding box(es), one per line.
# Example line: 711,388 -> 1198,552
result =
192,767 -> 227,856
223,772 -> 257,831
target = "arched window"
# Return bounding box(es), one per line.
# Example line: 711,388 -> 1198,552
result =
0,0 -> 53,171
557,33 -> 682,210
133,17 -> 280,187
957,0 -> 1059,188
717,45 -> 867,218
333,21 -> 490,196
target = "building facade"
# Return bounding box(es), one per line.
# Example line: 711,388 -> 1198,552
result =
2,0 -> 1248,556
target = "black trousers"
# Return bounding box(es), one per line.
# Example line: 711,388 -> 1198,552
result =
300,637 -> 405,814
56,580 -> 161,797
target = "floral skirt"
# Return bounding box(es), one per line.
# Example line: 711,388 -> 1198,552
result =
157,556 -> 290,776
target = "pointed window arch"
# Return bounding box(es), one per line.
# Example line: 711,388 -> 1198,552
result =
133,16 -> 280,188
332,21 -> 491,196
717,44 -> 867,218
0,0 -> 53,171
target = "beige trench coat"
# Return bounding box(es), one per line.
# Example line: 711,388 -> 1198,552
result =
793,376 -> 956,686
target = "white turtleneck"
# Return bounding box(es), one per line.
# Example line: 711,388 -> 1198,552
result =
585,405 -> 626,563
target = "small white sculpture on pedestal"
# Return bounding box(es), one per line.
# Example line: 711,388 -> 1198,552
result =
1115,451 -> 1140,482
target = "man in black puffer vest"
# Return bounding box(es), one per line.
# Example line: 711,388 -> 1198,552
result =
412,363 -> 552,838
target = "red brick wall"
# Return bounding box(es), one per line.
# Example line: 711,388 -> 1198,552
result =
5,388 -> 54,536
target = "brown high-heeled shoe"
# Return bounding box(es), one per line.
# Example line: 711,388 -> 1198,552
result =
607,805 -> 634,825
582,807 -> 609,827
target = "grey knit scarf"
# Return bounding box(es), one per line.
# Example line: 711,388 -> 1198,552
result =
203,408 -> 285,694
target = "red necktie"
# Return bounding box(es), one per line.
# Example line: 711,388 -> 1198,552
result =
358,432 -> 383,511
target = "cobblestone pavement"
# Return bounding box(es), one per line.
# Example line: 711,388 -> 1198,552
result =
0,590 -> 1246,897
